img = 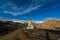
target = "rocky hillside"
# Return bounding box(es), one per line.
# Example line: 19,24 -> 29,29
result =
35,19 -> 60,29
0,21 -> 25,35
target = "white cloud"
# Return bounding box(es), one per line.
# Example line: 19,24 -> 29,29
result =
2,0 -> 43,16
3,4 -> 42,16
13,20 -> 25,23
34,21 -> 44,23
3,11 -> 22,16
0,18 -> 25,23
44,18 -> 60,21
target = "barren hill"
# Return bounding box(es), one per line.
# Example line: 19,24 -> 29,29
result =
35,19 -> 60,29
0,21 -> 25,35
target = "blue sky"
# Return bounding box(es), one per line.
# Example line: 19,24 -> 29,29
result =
0,0 -> 60,21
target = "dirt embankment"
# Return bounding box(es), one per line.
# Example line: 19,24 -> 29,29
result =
0,29 -> 46,40
0,29 -> 60,40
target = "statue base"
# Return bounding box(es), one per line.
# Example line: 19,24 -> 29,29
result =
26,26 -> 34,30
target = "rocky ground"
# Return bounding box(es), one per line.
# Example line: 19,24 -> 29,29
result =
0,20 -> 60,40
0,29 -> 60,40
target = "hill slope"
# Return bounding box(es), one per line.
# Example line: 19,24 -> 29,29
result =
35,19 -> 60,29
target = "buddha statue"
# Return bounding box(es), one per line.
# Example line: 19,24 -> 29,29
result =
27,19 -> 34,29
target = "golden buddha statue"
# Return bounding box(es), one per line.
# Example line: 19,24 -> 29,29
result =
27,19 -> 34,29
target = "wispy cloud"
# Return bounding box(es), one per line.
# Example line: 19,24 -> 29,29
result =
1,0 -> 43,16
44,18 -> 60,21
4,4 -> 42,16
34,21 -> 44,23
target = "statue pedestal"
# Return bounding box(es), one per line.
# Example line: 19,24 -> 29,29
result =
27,25 -> 34,29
